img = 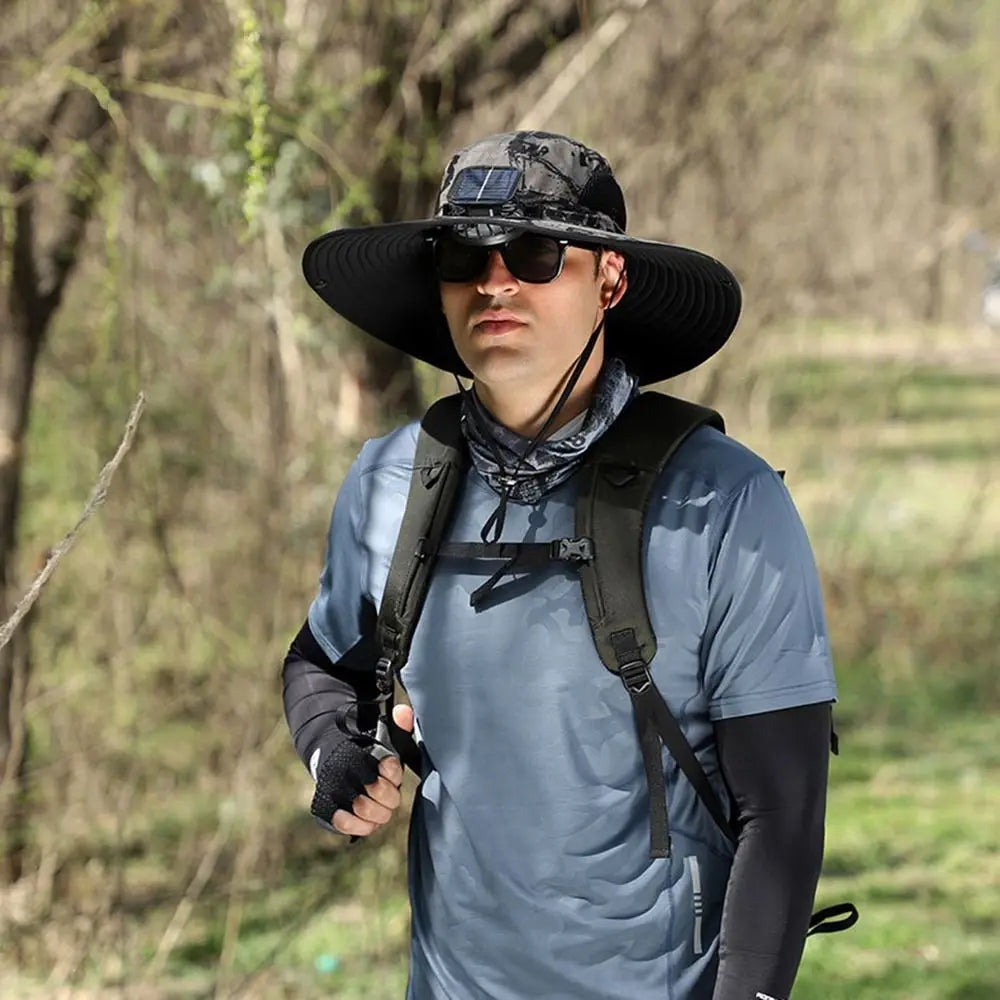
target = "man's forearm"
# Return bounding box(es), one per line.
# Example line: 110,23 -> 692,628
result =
711,703 -> 832,1000
282,618 -> 379,770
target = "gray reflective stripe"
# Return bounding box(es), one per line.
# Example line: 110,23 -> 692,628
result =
686,855 -> 704,955
309,747 -> 321,781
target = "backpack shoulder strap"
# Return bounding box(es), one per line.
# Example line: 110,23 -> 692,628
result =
576,394 -> 860,934
375,392 -> 467,674
373,393 -> 467,773
576,390 -> 724,671
576,391 -> 728,857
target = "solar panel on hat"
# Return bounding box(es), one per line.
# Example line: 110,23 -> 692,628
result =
449,167 -> 522,206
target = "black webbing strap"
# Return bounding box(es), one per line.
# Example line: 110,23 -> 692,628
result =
436,537 -> 595,608
374,393 -> 467,774
614,635 -> 738,849
435,538 -> 594,562
807,902 -> 860,936
576,392 -> 728,857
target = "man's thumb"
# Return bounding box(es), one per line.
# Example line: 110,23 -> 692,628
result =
392,703 -> 415,733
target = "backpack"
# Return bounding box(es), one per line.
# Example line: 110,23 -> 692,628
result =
370,389 -> 857,938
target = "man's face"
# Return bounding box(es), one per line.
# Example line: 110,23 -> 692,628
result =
439,241 -> 625,390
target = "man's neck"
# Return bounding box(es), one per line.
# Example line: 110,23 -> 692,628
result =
473,355 -> 604,438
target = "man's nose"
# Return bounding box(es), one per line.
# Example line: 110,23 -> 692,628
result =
476,249 -> 518,296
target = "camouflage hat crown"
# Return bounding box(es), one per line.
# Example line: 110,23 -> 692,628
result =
303,130 -> 741,385
436,131 -> 626,236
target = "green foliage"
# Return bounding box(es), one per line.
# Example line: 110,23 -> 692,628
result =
738,322 -> 1000,724
1,142 -> 56,182
229,2 -> 274,233
838,0 -> 1000,157
838,0 -> 926,49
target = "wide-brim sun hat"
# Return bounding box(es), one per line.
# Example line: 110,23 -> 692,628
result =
302,130 -> 741,386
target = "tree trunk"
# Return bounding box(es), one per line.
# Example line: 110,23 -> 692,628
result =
0,42 -> 120,881
336,340 -> 422,438
0,582 -> 37,885
0,192 -> 49,883
925,102 -> 955,323
333,0 -> 585,430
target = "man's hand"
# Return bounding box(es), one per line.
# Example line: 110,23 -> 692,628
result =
331,705 -> 413,837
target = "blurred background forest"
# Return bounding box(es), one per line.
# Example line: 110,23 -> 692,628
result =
1,0 -> 998,997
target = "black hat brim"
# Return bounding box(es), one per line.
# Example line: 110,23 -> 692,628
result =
302,216 -> 741,385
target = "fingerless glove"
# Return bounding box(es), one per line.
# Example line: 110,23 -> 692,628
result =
310,738 -> 381,825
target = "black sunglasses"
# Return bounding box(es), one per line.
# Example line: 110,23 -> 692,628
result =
432,232 -> 575,284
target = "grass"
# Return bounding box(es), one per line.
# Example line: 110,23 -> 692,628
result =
794,715 -> 1000,999
740,338 -> 999,570
726,320 -> 1000,996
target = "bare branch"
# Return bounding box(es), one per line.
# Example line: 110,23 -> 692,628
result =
121,78 -> 240,113
36,89 -> 117,317
0,393 -> 145,653
371,0 -> 523,151
516,0 -> 649,131
0,2 -> 119,138
144,806 -> 234,981
420,0 -> 525,80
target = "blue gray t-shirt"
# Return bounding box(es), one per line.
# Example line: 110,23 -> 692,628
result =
309,419 -> 837,1000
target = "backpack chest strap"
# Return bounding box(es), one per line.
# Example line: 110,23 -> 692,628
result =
434,537 -> 594,607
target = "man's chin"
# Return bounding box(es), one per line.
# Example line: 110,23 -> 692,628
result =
462,345 -> 535,387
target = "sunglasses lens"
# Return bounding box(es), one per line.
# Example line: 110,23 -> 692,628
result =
434,239 -> 488,282
503,234 -> 563,282
433,233 -> 565,283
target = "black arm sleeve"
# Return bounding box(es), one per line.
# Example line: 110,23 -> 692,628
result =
281,604 -> 380,772
711,701 -> 832,1000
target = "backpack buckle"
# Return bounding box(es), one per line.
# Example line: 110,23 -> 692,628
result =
620,659 -> 652,695
553,537 -> 594,563
375,656 -> 395,696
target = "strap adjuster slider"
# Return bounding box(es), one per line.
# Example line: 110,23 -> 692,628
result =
375,656 -> 395,696
620,659 -> 652,695
553,537 -> 594,563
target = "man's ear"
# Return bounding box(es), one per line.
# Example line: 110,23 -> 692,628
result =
601,252 -> 628,309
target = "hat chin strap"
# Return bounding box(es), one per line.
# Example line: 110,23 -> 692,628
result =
513,266 -> 624,463
455,280 -> 621,545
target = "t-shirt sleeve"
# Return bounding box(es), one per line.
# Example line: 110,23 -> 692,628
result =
702,468 -> 837,721
307,452 -> 370,665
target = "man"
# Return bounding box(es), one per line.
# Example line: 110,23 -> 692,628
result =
283,131 -> 839,1000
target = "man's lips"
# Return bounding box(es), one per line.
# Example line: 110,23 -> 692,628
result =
471,312 -> 526,335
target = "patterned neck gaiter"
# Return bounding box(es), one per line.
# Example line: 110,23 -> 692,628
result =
460,356 -> 639,505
